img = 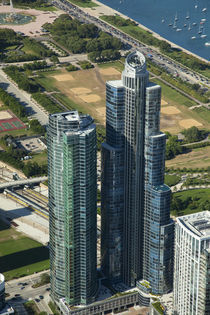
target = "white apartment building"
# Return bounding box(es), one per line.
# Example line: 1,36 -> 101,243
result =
174,211 -> 210,314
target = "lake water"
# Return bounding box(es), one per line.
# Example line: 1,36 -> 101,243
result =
98,0 -> 210,61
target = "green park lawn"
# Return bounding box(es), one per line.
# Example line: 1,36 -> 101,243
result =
171,188 -> 210,217
67,0 -> 98,7
164,174 -> 181,187
0,219 -> 49,281
98,60 -> 124,72
152,78 -> 196,108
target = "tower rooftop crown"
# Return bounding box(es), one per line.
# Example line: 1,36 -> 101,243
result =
125,51 -> 146,74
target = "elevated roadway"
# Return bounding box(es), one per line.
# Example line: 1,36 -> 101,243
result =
0,176 -> 48,190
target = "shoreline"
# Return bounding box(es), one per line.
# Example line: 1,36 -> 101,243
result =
82,0 -> 209,64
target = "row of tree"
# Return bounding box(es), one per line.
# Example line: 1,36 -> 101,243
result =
0,87 -> 26,119
32,93 -> 62,114
4,66 -> 40,93
102,15 -> 209,72
182,126 -> 207,143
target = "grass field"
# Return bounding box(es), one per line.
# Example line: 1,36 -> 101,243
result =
35,65 -> 210,134
0,219 -> 49,281
171,188 -> 210,217
36,65 -> 121,125
164,174 -> 181,187
67,0 -> 98,7
166,146 -> 210,169
30,150 -> 47,165
152,78 -> 210,134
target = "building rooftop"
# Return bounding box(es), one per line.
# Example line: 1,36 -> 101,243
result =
50,111 -> 93,130
107,80 -> 123,88
124,51 -> 147,74
146,82 -> 161,90
152,184 -> 170,193
179,211 -> 210,238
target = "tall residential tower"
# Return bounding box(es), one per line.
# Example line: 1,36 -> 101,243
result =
101,51 -> 174,294
47,111 -> 98,306
174,212 -> 210,315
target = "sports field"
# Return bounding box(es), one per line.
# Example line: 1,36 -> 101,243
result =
37,65 -> 210,133
166,146 -> 210,169
0,110 -> 26,133
0,219 -> 49,281
38,65 -> 121,124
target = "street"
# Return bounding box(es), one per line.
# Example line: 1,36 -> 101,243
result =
5,271 -> 52,315
0,70 -> 48,126
52,0 -> 210,89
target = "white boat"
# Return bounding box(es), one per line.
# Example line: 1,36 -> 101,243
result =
162,18 -> 165,23
201,29 -> 207,38
205,42 -> 210,46
186,12 -> 190,19
191,36 -> 196,39
175,12 -> 178,21
184,24 -> 187,27
192,22 -> 197,26
176,28 -> 182,32
168,23 -> 172,26
201,19 -> 206,22
202,8 -> 207,12
188,23 -> 191,30
195,5 -> 198,9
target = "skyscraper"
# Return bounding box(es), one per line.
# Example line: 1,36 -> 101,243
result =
101,51 -> 174,293
174,211 -> 210,315
47,111 -> 98,305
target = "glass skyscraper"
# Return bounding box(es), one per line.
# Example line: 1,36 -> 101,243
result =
47,111 -> 98,305
174,212 -> 210,314
101,51 -> 174,294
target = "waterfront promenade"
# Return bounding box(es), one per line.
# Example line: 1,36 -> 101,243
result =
83,0 -> 209,63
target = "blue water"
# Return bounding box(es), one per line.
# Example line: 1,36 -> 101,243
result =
98,0 -> 210,61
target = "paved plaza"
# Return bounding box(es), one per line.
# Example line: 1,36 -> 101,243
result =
0,5 -> 62,36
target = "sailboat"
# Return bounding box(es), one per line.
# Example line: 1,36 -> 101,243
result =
201,28 -> 207,38
186,12 -> 190,19
188,23 -> 191,30
175,12 -> 178,21
202,8 -> 207,12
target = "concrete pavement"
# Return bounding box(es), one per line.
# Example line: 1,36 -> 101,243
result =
6,271 -> 52,315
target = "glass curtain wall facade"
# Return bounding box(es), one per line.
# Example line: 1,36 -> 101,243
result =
101,80 -> 124,282
174,212 -> 210,315
101,51 -> 174,293
143,84 -> 174,294
48,111 -> 97,305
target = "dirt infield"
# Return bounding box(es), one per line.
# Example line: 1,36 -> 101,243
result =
161,99 -> 168,106
99,67 -> 120,76
71,87 -> 92,95
0,111 -> 13,119
179,119 -> 202,128
53,74 -> 74,81
161,106 -> 181,115
79,94 -> 101,103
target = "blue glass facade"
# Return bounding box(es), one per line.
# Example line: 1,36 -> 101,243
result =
101,52 -> 174,294
101,81 -> 124,282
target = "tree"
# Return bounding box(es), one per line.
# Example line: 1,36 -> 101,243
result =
50,55 -> 59,64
